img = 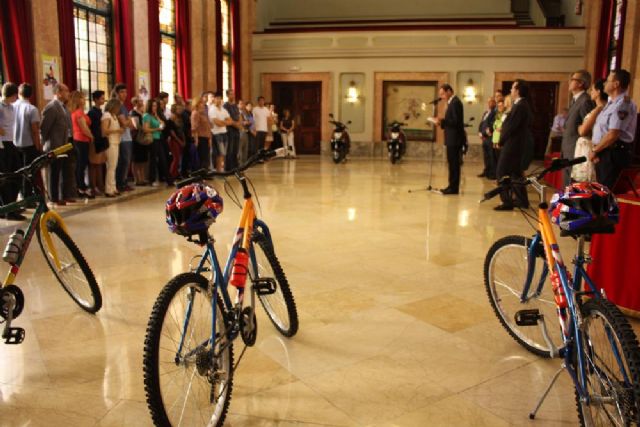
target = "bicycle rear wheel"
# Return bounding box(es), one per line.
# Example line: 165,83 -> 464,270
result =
143,272 -> 233,427
575,298 -> 640,426
484,235 -> 562,357
250,232 -> 298,337
37,220 -> 101,313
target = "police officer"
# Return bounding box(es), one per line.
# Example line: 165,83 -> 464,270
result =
590,69 -> 638,189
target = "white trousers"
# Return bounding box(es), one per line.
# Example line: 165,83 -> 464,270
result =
106,142 -> 120,194
281,132 -> 296,156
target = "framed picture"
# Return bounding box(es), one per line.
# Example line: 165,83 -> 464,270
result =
137,71 -> 150,102
42,55 -> 61,101
382,81 -> 438,141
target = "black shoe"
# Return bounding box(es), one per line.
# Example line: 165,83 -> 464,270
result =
477,172 -> 486,178
514,202 -> 530,209
494,204 -> 514,211
441,188 -> 459,195
5,212 -> 27,221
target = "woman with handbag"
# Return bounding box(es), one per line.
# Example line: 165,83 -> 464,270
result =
130,97 -> 150,186
101,99 -> 123,197
143,99 -> 168,186
70,91 -> 94,198
572,79 -> 608,182
87,90 -> 108,196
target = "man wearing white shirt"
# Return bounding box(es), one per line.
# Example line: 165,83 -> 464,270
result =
252,96 -> 270,150
208,92 -> 232,172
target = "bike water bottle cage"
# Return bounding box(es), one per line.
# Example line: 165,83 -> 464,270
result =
549,182 -> 619,237
166,183 -> 224,237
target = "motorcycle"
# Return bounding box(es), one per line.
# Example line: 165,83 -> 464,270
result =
329,114 -> 351,164
386,121 -> 407,164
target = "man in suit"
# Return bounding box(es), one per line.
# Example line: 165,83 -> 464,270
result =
561,70 -> 595,186
40,83 -> 72,205
478,96 -> 497,179
495,79 -> 533,211
430,84 -> 465,195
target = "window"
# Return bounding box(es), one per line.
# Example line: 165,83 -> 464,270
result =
159,0 -> 176,102
221,0 -> 232,96
607,0 -> 626,71
74,0 -> 113,99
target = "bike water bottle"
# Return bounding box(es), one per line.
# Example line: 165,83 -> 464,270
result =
550,271 -> 568,309
230,248 -> 249,288
3,230 -> 25,265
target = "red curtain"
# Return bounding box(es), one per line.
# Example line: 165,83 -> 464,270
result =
0,0 -> 36,93
57,0 -> 77,90
148,0 -> 160,97
594,0 -> 614,80
215,0 -> 223,92
113,0 -> 134,106
175,0 -> 191,99
231,0 -> 241,99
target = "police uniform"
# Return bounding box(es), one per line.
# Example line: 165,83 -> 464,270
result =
592,92 -> 638,189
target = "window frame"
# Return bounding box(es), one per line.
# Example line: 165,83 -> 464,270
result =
221,0 -> 232,96
73,0 -> 114,98
607,0 -> 627,72
159,0 -> 177,100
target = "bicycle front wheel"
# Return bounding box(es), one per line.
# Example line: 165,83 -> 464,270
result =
144,273 -> 234,427
250,232 -> 298,337
37,220 -> 101,313
575,298 -> 640,426
484,235 -> 561,357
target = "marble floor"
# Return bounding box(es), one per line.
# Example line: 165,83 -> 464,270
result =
0,157 -> 637,426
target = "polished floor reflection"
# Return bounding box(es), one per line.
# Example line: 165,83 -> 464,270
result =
1,157 -> 638,426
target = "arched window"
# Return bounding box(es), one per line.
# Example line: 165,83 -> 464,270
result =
73,0 -> 113,97
159,0 -> 177,101
221,0 -> 232,95
607,0 -> 626,71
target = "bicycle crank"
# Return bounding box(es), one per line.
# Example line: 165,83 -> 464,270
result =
1,285 -> 24,321
239,306 -> 257,346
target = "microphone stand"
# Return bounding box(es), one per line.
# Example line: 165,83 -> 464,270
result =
409,100 -> 441,194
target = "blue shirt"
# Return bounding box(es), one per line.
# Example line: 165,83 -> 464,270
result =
592,92 -> 638,146
119,105 -> 132,141
13,99 -> 40,148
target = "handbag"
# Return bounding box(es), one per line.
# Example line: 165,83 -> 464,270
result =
94,136 -> 109,153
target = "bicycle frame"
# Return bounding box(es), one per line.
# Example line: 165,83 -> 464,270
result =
176,175 -> 273,356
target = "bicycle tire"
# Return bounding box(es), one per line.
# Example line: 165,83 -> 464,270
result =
37,221 -> 101,313
250,232 -> 298,337
484,235 -> 562,357
575,298 -> 640,426
143,273 -> 234,427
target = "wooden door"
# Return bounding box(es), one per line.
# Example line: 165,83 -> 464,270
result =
502,81 -> 558,160
272,82 -> 322,154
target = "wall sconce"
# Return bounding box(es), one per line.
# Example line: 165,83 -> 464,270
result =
463,79 -> 477,104
345,81 -> 362,103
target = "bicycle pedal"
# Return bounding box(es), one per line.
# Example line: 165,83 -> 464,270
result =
253,278 -> 276,296
515,309 -> 542,327
3,327 -> 25,344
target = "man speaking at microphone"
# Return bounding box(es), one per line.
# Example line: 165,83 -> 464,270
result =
429,84 -> 465,195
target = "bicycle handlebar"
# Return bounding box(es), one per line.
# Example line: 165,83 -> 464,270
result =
176,148 -> 285,188
480,156 -> 587,203
0,143 -> 73,183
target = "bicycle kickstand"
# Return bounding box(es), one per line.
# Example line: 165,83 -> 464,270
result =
529,363 -> 565,420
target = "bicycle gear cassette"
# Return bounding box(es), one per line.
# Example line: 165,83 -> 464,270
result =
1,285 -> 24,321
239,306 -> 257,346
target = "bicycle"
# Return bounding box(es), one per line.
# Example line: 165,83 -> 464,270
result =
143,148 -> 298,427
482,156 -> 640,425
0,143 -> 101,345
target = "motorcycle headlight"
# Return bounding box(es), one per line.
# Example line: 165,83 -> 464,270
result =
333,132 -> 343,140
391,132 -> 400,139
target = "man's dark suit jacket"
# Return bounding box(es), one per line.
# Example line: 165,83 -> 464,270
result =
561,91 -> 595,160
440,96 -> 465,146
498,98 -> 533,166
478,107 -> 497,139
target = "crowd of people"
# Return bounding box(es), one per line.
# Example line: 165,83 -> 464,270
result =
0,82 -> 298,221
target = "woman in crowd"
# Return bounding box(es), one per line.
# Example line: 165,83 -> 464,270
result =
265,103 -> 275,150
190,97 -> 211,170
572,79 -> 609,181
69,91 -> 94,198
143,99 -> 166,185
492,100 -> 506,164
87,90 -> 107,196
130,97 -> 150,186
101,98 -> 123,197
244,101 -> 257,158
166,103 -> 186,178
279,108 -> 296,159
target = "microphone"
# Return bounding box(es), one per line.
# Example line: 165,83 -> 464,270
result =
427,98 -> 441,105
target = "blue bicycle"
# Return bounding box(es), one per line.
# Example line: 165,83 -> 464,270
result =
482,157 -> 640,425
143,149 -> 298,427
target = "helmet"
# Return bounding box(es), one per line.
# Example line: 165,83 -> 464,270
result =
549,182 -> 619,236
166,184 -> 223,236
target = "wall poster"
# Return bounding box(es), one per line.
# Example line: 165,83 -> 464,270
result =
42,55 -> 61,101
137,71 -> 150,102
